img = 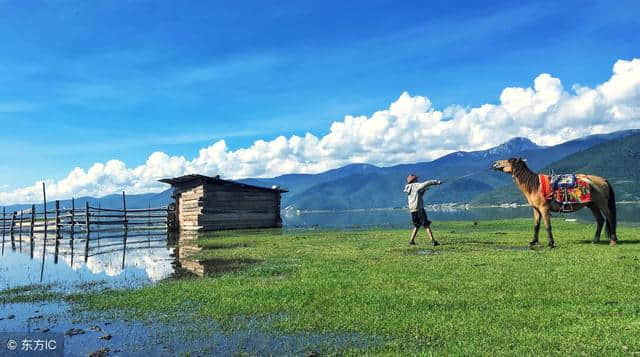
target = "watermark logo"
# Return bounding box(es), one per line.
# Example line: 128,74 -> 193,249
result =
1,333 -> 63,356
6,339 -> 17,350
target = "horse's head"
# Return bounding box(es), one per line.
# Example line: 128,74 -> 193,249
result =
492,157 -> 527,173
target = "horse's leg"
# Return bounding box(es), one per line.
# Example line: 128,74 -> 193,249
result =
530,208 -> 541,246
587,204 -> 604,243
601,204 -> 618,246
601,205 -> 613,238
605,182 -> 618,245
540,207 -> 555,248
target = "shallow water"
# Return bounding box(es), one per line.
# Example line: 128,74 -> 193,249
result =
0,232 -> 377,355
0,301 -> 376,356
414,250 -> 441,256
282,204 -> 640,229
0,231 -> 175,293
0,229 -> 274,294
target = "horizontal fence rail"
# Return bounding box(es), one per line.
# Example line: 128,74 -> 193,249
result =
1,190 -> 175,241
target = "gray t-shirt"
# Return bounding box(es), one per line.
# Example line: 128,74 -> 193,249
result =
404,180 -> 441,212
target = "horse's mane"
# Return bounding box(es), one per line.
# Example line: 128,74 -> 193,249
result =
509,158 -> 539,193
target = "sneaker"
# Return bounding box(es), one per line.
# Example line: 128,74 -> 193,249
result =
431,240 -> 440,246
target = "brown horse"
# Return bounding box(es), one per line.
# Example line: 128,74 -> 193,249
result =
491,158 -> 618,247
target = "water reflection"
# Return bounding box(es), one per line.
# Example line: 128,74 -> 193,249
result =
0,230 -> 264,293
0,230 -> 176,292
173,240 -> 260,278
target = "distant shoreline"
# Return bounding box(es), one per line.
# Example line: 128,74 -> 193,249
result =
285,201 -> 640,214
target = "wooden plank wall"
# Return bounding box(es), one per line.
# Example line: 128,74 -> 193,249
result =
173,180 -> 282,231
175,184 -> 205,231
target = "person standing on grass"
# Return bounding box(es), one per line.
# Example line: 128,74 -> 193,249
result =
404,174 -> 442,246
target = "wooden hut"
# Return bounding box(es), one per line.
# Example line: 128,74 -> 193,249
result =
159,174 -> 287,231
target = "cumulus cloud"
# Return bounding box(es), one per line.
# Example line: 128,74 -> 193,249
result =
28,239 -> 176,283
1,58 -> 640,204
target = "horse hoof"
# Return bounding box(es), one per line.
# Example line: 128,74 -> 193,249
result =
610,240 -> 617,247
591,240 -> 599,244
548,244 -> 555,249
529,241 -> 538,246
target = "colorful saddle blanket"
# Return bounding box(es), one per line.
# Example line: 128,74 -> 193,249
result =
551,174 -> 576,189
539,174 -> 591,204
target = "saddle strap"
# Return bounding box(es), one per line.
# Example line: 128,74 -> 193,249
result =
539,174 -> 552,200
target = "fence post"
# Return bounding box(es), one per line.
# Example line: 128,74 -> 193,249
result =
122,191 -> 128,231
96,203 -> 101,245
54,231 -> 60,264
9,211 -> 16,246
70,198 -> 75,240
1,207 -> 4,255
55,200 -> 60,239
85,202 -> 90,233
42,182 -> 47,243
10,211 -> 16,236
121,230 -> 128,269
147,203 -> 151,242
166,204 -> 175,232
18,210 -> 23,247
30,205 -> 35,241
84,201 -> 90,262
84,220 -> 90,263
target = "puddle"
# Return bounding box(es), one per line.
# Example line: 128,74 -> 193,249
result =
492,246 -> 530,251
0,231 -> 176,293
415,250 -> 441,256
0,301 -> 377,356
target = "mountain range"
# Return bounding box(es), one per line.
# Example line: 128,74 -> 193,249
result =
241,129 -> 640,210
2,129 -> 638,212
472,133 -> 640,204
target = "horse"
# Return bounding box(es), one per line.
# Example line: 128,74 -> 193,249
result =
491,158 -> 618,247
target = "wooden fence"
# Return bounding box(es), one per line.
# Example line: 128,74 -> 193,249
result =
1,190 -> 174,242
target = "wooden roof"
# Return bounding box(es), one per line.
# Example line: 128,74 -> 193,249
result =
158,174 -> 288,193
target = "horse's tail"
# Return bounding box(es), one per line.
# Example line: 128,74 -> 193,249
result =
604,180 -> 617,239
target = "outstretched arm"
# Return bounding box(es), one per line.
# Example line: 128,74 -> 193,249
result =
417,180 -> 442,191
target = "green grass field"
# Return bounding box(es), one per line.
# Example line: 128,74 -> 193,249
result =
68,219 -> 640,355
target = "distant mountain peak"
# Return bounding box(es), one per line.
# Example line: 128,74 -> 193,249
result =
489,137 -> 540,155
322,163 -> 382,175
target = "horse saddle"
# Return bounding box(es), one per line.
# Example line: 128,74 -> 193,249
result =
550,174 -> 576,189
540,174 -> 591,208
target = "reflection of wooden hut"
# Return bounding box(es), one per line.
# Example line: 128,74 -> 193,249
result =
159,174 -> 287,231
176,243 -> 206,276
174,242 -> 258,277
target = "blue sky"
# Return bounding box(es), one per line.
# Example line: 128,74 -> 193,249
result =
0,0 -> 639,197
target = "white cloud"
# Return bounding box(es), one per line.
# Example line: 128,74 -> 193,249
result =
1,58 -> 640,204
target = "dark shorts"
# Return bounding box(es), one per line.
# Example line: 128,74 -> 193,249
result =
411,209 -> 432,228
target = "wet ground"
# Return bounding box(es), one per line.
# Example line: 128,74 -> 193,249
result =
1,230 -> 376,355
1,300 -> 374,356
